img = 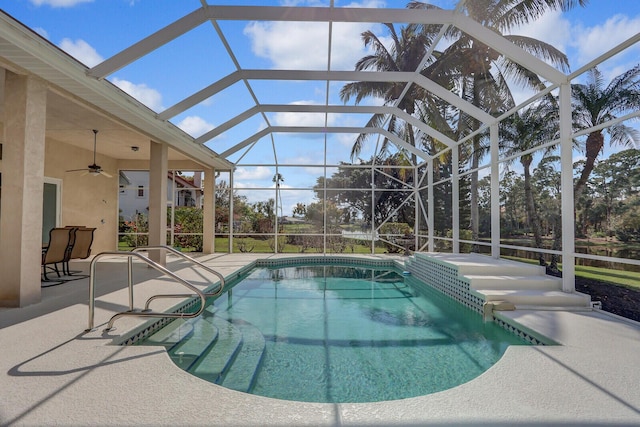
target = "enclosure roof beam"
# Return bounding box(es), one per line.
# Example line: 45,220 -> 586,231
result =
198,103 -> 455,147
87,7 -> 208,79
220,126 -> 430,161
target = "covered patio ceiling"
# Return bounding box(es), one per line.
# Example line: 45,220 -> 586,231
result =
0,9 -> 232,170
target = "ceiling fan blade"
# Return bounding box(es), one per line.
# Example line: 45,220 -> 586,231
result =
100,170 -> 113,178
67,130 -> 102,177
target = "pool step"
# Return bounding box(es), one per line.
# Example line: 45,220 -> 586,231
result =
188,316 -> 243,383
410,253 -> 592,310
143,311 -> 267,391
217,319 -> 266,393
418,252 -> 545,276
478,289 -> 592,307
467,274 -> 562,290
142,318 -> 190,346
167,319 -> 219,370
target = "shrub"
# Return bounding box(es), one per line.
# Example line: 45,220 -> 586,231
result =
119,213 -> 149,248
172,207 -> 203,251
379,222 -> 412,253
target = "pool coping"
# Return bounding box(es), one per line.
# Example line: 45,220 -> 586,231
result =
2,253 -> 640,426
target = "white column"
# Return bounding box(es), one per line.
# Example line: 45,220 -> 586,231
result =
560,83 -> 576,292
202,168 -> 214,254
413,164 -> 419,251
148,141 -> 168,265
0,72 -> 47,307
228,170 -> 234,253
452,147 -> 459,253
490,124 -> 500,259
427,158 -> 434,253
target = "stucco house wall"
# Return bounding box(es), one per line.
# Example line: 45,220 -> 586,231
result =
44,138 -> 118,254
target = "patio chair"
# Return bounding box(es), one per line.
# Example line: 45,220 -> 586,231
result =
42,227 -> 73,282
63,227 -> 95,276
62,226 -> 79,275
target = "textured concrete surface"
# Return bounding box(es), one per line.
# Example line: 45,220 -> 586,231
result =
1,253 -> 639,426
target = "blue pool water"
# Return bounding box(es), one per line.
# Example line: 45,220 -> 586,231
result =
140,264 -> 529,403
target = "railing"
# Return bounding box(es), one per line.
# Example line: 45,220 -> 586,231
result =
86,248 -> 224,332
132,246 -> 225,310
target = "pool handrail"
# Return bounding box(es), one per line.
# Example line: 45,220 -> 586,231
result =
86,251 -> 207,333
132,245 -> 225,295
131,246 -> 224,311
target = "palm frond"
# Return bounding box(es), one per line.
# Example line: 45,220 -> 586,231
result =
503,35 -> 570,72
496,0 -> 588,32
350,113 -> 388,160
607,122 -> 640,148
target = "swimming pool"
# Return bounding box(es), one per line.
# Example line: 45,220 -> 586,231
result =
139,263 -> 529,403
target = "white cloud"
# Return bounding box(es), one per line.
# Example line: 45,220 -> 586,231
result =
329,21 -> 384,71
508,10 -> 572,64
34,27 -> 49,39
111,77 -> 163,111
30,0 -> 93,7
244,21 -> 329,70
243,0 -> 384,71
177,116 -> 215,138
282,154 -> 322,165
59,38 -> 103,67
272,101 -> 338,127
336,132 -> 361,149
232,184 -> 316,215
571,14 -> 640,67
235,166 -> 274,180
279,188 -> 316,215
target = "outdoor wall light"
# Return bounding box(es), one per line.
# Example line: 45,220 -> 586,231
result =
131,146 -> 139,152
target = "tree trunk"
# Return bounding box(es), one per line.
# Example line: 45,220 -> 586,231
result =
522,157 -> 546,265
549,212 -> 562,272
574,131 -> 604,199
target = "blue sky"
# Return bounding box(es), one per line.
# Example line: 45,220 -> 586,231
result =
3,0 -> 640,214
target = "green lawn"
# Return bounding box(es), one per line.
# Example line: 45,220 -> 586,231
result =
573,264 -> 640,289
214,236 -> 386,254
504,256 -> 640,290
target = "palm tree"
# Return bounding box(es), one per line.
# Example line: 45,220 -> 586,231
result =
500,101 -> 559,264
273,173 -> 285,217
409,0 -> 585,249
339,18 -> 442,160
293,202 -> 306,218
572,65 -> 640,199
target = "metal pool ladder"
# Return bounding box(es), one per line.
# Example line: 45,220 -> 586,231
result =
86,246 -> 225,333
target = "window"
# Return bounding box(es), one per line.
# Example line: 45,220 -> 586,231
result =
119,185 -> 126,194
137,185 -> 145,198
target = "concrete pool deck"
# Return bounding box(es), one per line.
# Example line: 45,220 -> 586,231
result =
1,253 -> 639,426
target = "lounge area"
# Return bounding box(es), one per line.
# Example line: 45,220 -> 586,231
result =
2,253 -> 640,425
1,1 -> 640,425
41,226 -> 95,284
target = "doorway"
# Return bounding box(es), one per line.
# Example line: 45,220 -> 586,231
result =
42,177 -> 62,244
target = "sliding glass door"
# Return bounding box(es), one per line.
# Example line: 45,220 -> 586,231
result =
42,178 -> 62,244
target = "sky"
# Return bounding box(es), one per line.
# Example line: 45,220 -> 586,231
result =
3,0 -> 640,216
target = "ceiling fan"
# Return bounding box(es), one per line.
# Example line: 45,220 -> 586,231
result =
66,129 -> 112,178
